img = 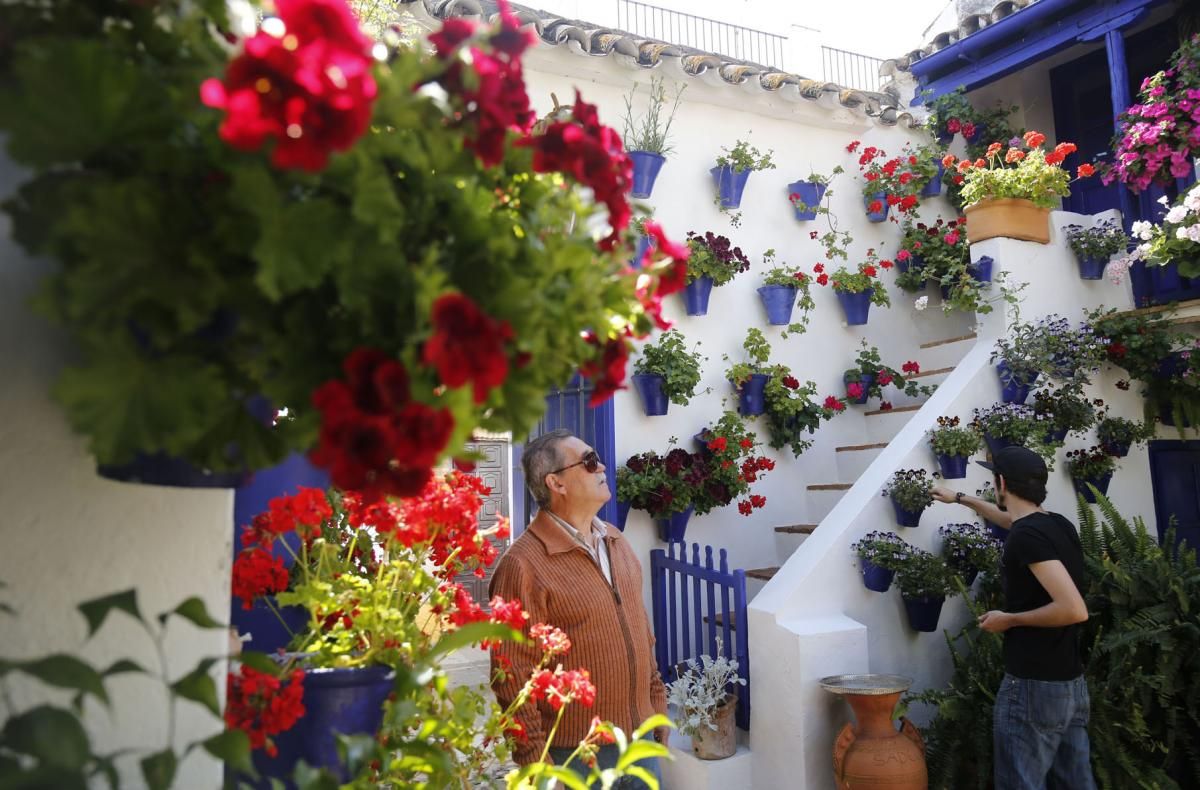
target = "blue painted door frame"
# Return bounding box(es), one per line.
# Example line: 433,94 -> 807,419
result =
1147,440 -> 1200,557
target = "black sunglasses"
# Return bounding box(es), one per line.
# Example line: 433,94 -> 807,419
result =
551,450 -> 601,475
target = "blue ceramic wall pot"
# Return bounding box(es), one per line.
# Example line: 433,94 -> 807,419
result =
632,373 -> 670,416
246,664 -> 394,788
891,496 -> 924,528
655,507 -> 694,542
859,558 -> 895,593
844,372 -> 875,405
710,165 -> 751,209
735,374 -> 769,416
758,285 -> 798,325
787,180 -> 826,221
1076,255 -> 1106,280
920,158 -> 944,197
683,276 -> 715,316
995,361 -> 1038,404
1072,472 -> 1112,503
629,151 -> 666,199
902,595 -> 946,632
864,192 -> 889,223
936,453 -> 968,479
836,288 -> 874,326
617,499 -> 632,531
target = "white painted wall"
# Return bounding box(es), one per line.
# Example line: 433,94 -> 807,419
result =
0,151 -> 231,786
747,212 -> 1173,790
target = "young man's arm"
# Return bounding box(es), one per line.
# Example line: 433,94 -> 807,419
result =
931,486 -> 1013,530
977,560 -> 1088,632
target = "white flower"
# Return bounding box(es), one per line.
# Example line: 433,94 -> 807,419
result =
914,296 -> 928,311
1178,226 -> 1191,240
1159,194 -> 1172,206
1188,224 -> 1200,243
1166,205 -> 1189,224
1131,220 -> 1155,241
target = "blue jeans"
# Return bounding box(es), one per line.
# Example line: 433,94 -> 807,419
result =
548,734 -> 662,790
993,674 -> 1097,790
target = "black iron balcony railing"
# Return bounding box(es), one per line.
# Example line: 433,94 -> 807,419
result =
615,0 -> 787,70
820,45 -> 884,93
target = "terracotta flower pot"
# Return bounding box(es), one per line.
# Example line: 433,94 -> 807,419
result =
821,674 -> 927,790
964,198 -> 1051,244
691,693 -> 739,760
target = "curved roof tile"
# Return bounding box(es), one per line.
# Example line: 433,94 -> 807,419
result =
882,0 -> 1038,73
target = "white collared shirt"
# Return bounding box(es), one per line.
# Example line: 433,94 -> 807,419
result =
544,511 -> 613,585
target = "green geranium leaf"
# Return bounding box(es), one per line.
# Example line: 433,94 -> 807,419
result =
17,655 -> 109,708
78,589 -> 142,637
292,761 -> 341,790
3,706 -> 91,771
102,659 -> 146,677
334,733 -> 378,778
351,158 -> 406,243
170,658 -> 221,716
200,729 -> 256,778
159,597 -> 225,630
252,199 -> 352,300
140,748 -> 178,790
428,622 -> 520,661
0,39 -> 171,167
235,651 -> 285,677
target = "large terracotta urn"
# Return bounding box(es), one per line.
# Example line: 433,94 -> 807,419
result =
820,674 -> 927,789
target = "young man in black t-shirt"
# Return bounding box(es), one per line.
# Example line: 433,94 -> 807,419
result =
932,445 -> 1096,790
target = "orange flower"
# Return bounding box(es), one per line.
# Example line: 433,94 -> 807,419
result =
973,158 -> 986,169
1004,147 -> 1025,164
941,153 -> 956,168
986,142 -> 1002,158
1023,130 -> 1046,148
1077,163 -> 1095,178
956,160 -> 973,173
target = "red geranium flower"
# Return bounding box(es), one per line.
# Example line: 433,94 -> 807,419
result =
782,376 -> 800,390
424,293 -> 514,403
225,666 -> 306,756
580,333 -> 630,406
824,395 -> 846,412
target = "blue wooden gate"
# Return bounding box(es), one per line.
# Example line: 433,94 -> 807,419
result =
650,542 -> 750,730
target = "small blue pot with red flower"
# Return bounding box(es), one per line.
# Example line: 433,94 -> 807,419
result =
655,507 -> 694,542
836,288 -> 874,326
864,192 -> 889,223
787,180 -> 826,221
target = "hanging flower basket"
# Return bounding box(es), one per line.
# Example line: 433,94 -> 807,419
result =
859,557 -> 895,593
1076,256 -> 1107,280
920,158 -> 944,198
757,285 -> 798,325
617,499 -> 632,531
963,199 -> 1051,244
711,165 -> 751,209
1100,439 -> 1131,458
683,275 -> 715,316
656,507 -> 695,542
629,151 -> 667,199
248,664 -> 393,786
935,453 -> 968,479
901,595 -> 946,633
970,255 -> 994,284
844,372 -> 876,405
836,288 -> 874,326
890,496 -> 925,528
1071,472 -> 1113,503
995,361 -> 1038,404
632,373 -> 670,416
864,192 -> 889,223
734,374 -> 770,416
787,180 -> 826,221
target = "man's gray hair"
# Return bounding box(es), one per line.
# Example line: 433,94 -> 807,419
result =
523,429 -> 574,507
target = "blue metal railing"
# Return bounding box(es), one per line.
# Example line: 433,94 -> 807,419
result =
616,0 -> 787,70
650,541 -> 750,730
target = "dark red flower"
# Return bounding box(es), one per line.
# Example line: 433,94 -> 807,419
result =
783,375 -> 800,390
580,333 -> 629,406
231,548 -> 289,609
424,293 -> 513,403
226,666 -> 305,756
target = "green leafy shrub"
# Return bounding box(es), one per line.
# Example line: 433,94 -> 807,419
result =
633,330 -> 706,406
929,415 -> 982,458
882,468 -> 935,512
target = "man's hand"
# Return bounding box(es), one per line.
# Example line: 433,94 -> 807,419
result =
978,610 -> 1012,632
931,485 -> 958,504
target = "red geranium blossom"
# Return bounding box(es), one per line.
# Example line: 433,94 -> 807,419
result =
201,0 -> 377,171
580,332 -> 630,406
231,548 -> 289,609
424,293 -> 514,403
225,666 -> 306,756
824,395 -> 846,412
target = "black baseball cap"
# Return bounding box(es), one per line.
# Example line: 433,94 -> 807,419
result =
976,446 -> 1048,485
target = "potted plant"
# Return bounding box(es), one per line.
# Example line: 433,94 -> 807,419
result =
1125,183 -> 1200,283
1030,386 -> 1099,446
938,522 -> 1002,588
683,231 -> 752,315
881,468 -> 934,528
894,549 -> 956,632
970,403 -> 1050,459
929,416 -> 981,479
787,167 -> 840,221
849,141 -> 921,222
725,328 -> 773,416
762,365 -> 845,456
667,647 -> 746,760
697,411 -> 775,519
1063,219 -> 1128,280
711,136 -> 776,211
850,530 -> 911,593
945,132 -> 1093,244
990,319 -> 1061,403
631,330 -> 706,416
757,249 -> 816,335
1065,446 -> 1119,503
617,448 -> 703,538
923,87 -> 978,144
621,75 -> 685,199
841,340 -> 928,407
815,252 -> 892,326
1095,414 -> 1153,458
913,142 -> 949,198
1039,314 -> 1108,386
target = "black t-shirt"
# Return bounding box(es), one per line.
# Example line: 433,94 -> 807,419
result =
1001,511 -> 1088,681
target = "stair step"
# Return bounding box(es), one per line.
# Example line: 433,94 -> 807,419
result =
746,566 -> 779,581
865,402 -> 924,417
920,332 -> 977,349
836,442 -> 888,453
807,483 -> 852,491
774,524 -> 817,535
909,365 -> 954,379
703,611 -> 739,630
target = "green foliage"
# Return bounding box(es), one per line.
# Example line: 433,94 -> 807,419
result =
923,87 -> 976,139
850,530 -> 911,568
1096,415 -> 1154,448
762,365 -> 839,456
843,339 -> 930,402
895,548 -> 956,599
621,76 -> 685,156
685,231 -> 751,286
959,147 -> 1072,210
929,416 -> 981,458
1064,219 -> 1128,261
633,330 -> 706,406
715,137 -> 775,173
759,249 -> 816,337
725,328 -> 772,385
1065,446 -> 1118,481
882,468 -> 934,513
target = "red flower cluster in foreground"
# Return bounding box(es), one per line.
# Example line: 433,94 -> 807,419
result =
226,665 -> 306,756
529,667 -> 597,711
311,348 -> 454,500
200,0 -> 377,171
231,548 -> 290,610
424,293 -> 514,404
